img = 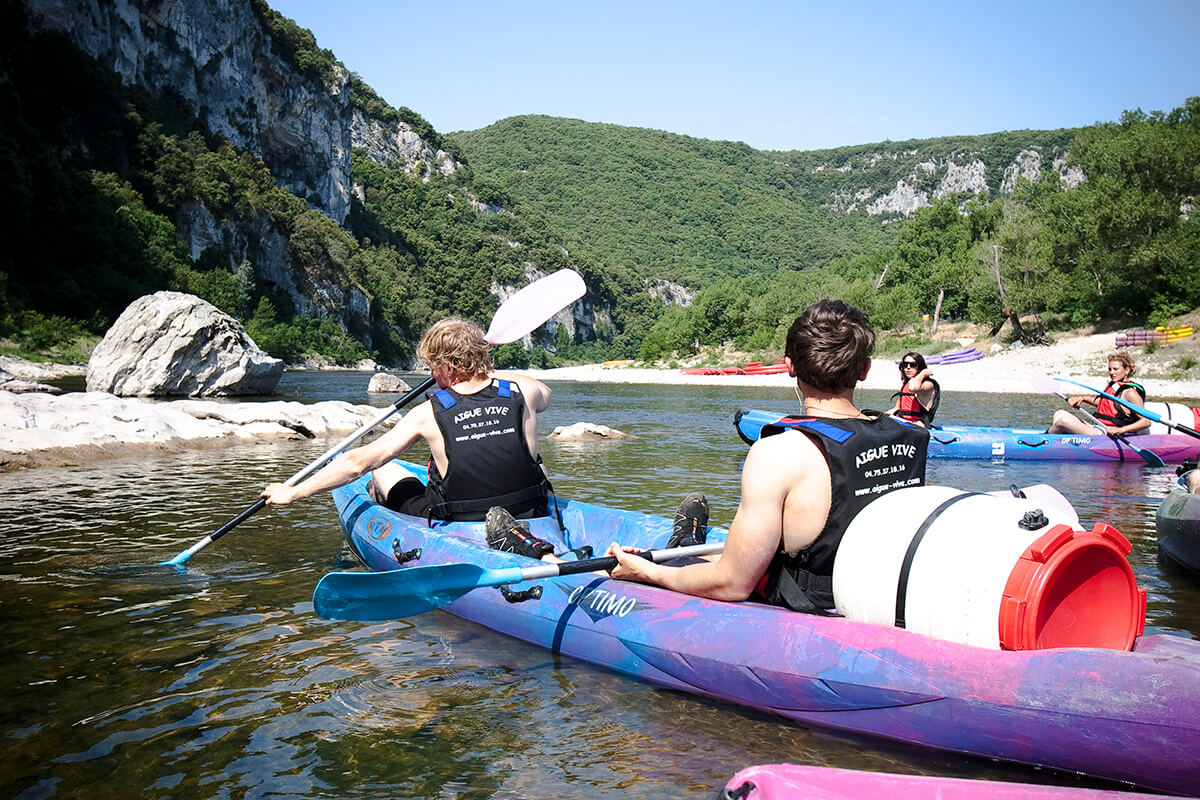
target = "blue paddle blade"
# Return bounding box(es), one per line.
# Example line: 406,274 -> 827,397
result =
314,562 -> 492,621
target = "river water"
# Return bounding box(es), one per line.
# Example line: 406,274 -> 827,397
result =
2,373 -> 1198,799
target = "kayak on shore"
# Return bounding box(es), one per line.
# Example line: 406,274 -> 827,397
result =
321,460 -> 1200,795
734,408 -> 1200,462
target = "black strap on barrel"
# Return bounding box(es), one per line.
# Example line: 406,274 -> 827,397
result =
895,492 -> 983,629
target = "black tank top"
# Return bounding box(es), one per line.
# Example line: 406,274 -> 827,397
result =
425,379 -> 548,521
757,413 -> 929,612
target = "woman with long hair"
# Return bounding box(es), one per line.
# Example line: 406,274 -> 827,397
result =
886,351 -> 940,427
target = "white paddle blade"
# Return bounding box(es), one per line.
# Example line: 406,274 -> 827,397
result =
1029,374 -> 1062,396
485,269 -> 586,345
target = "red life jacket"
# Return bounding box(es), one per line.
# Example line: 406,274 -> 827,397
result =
1095,381 -> 1146,428
894,378 -> 941,426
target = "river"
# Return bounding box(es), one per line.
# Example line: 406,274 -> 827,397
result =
2,373 -> 1197,799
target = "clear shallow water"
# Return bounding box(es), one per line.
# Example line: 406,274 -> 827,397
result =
2,374 -> 1198,799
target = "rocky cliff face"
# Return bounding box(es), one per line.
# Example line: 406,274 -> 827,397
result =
20,0 -> 477,356
22,0 -> 458,224
816,146 -> 1084,217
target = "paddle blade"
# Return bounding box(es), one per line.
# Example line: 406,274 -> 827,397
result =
485,269 -> 586,345
1029,374 -> 1064,396
314,562 -> 489,621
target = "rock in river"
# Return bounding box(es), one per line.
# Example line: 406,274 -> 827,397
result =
86,291 -> 283,397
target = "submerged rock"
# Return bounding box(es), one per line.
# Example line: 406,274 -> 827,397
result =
86,291 -> 283,397
546,422 -> 632,442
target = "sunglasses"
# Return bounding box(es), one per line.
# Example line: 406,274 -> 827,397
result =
900,361 -> 919,368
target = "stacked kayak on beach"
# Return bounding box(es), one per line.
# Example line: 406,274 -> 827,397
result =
913,347 -> 984,365
681,360 -> 789,376
734,408 -> 1200,462
1156,466 -> 1200,576
1115,325 -> 1194,348
324,461 -> 1200,795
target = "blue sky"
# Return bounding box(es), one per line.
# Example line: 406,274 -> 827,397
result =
270,0 -> 1198,152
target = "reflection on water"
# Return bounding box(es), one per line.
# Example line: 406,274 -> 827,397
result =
1,376 -> 1197,798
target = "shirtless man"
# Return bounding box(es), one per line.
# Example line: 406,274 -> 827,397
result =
607,299 -> 929,612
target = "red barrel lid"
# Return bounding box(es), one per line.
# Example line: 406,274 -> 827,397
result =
999,522 -> 1146,651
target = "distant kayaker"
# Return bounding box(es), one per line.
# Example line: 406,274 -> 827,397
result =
261,317 -> 560,561
1047,352 -> 1151,436
885,351 -> 940,426
605,299 -> 930,613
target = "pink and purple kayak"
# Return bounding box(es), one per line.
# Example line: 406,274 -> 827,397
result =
331,461 -> 1200,795
720,764 -> 1178,799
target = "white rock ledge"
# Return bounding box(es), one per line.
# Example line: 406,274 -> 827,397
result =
0,390 -> 392,471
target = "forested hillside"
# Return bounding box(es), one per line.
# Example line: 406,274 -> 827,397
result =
452,116 -> 893,286
452,108 -> 1198,362
450,117 -> 1078,287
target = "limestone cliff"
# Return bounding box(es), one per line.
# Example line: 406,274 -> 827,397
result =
22,0 -> 458,224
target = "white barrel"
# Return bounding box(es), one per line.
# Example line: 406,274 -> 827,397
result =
1143,402 -> 1197,435
833,484 -> 1143,650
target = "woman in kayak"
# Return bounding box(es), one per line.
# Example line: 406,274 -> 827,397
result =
1048,352 -> 1152,436
886,351 -> 939,427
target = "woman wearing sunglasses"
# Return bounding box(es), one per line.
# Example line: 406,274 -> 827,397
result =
886,351 -> 940,427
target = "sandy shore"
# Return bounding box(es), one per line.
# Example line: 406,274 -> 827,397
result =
528,331 -> 1200,402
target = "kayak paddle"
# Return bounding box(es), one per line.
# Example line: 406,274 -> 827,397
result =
1052,377 -> 1200,442
312,541 -> 725,621
1029,375 -> 1166,466
161,268 -> 587,566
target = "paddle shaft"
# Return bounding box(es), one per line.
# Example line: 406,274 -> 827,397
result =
163,378 -> 436,565
494,541 -> 724,583
1055,378 -> 1200,441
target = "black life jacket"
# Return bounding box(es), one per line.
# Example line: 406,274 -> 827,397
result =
425,379 -> 548,521
1095,380 -> 1146,428
756,413 -> 929,613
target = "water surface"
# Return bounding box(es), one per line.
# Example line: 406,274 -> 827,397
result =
2,374 -> 1197,798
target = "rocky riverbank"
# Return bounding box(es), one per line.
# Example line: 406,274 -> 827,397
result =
0,390 -> 392,472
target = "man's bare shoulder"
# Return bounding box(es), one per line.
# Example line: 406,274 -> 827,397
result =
747,429 -> 823,469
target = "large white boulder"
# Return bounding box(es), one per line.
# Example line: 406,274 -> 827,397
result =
367,373 -> 412,393
86,291 -> 283,396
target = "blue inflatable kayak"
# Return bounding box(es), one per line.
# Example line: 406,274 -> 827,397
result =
321,460 -> 1200,794
734,409 -> 1200,462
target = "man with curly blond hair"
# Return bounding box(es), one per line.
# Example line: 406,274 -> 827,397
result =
262,318 -> 555,555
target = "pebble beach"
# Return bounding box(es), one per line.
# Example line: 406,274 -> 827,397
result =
529,330 -> 1200,401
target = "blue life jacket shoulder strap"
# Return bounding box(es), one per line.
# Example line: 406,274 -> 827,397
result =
762,416 -> 854,443
430,379 -> 514,409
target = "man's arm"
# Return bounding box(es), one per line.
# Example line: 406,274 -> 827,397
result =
607,434 -> 814,601
262,402 -> 434,505
495,370 -> 551,413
